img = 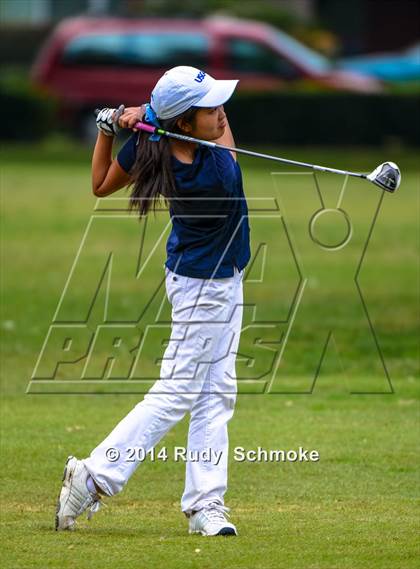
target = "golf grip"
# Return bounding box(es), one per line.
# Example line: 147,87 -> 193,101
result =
94,108 -> 156,134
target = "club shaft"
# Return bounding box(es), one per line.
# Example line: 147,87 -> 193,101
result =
134,121 -> 367,179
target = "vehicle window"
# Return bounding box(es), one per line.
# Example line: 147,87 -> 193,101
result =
227,37 -> 301,79
272,30 -> 329,74
62,32 -> 209,68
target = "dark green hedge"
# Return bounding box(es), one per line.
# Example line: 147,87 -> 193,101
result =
0,83 -> 418,146
0,78 -> 57,141
226,93 -> 420,146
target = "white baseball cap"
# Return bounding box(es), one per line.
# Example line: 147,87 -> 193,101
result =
150,66 -> 239,120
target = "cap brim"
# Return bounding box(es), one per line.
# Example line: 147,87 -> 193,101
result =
194,79 -> 239,108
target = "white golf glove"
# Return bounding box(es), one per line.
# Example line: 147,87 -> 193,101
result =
96,105 -> 125,137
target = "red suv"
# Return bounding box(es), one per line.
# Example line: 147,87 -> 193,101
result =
32,15 -> 381,137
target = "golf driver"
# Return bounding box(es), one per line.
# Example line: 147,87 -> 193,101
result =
95,109 -> 401,193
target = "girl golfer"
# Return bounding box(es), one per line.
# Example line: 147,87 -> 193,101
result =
55,66 -> 250,536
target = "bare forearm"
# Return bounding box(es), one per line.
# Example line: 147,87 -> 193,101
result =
225,121 -> 235,147
91,105 -> 145,196
91,132 -> 114,193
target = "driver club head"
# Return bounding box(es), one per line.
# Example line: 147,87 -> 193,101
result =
367,161 -> 401,193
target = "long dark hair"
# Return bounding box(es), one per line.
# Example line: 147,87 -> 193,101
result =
128,107 -> 199,218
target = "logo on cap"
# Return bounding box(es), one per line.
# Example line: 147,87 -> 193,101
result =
194,71 -> 206,83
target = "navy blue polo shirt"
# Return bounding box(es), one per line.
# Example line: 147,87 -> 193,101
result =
117,133 -> 250,278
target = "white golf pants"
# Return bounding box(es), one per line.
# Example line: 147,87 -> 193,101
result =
84,265 -> 244,515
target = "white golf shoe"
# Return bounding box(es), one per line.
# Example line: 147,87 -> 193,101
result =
55,456 -> 103,531
189,503 -> 237,536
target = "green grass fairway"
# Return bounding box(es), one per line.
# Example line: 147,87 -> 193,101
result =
1,140 -> 419,568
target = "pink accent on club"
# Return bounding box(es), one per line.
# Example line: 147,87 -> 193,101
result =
134,122 -> 155,133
